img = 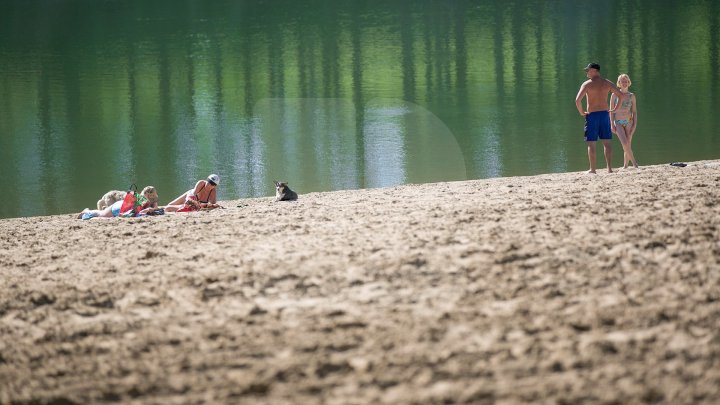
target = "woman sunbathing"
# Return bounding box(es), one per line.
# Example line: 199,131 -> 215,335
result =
164,174 -> 222,212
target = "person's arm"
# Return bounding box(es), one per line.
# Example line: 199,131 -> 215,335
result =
607,80 -> 624,100
630,94 -> 638,135
607,81 -> 624,139
138,200 -> 159,215
575,82 -> 588,116
209,188 -> 217,204
609,94 -> 617,133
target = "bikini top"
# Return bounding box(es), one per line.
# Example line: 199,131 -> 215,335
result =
617,93 -> 633,110
194,181 -> 215,204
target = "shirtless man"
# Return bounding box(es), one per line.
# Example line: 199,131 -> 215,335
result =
575,63 -> 624,173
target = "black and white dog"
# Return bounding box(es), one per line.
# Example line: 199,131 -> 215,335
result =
274,181 -> 298,202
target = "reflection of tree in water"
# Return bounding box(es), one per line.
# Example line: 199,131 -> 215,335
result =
350,0 -> 367,187
709,0 -> 719,122
399,1 -> 416,104
37,64 -> 57,214
320,3 -> 341,99
268,11 -> 285,99
158,39 -> 177,184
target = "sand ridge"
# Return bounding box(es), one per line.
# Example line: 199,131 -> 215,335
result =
1,161 -> 719,404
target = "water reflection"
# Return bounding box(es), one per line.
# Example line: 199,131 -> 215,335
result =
0,0 -> 718,218
364,105 -> 407,189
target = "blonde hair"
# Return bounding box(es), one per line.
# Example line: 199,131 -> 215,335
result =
617,73 -> 632,87
141,186 -> 159,203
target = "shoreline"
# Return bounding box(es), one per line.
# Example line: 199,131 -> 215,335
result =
1,159 -> 719,403
2,160 -> 720,222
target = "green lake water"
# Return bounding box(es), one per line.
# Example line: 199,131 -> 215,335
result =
1,0 -> 718,218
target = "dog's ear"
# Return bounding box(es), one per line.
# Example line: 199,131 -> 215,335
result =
273,180 -> 278,186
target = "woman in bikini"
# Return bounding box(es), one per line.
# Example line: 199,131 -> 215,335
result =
164,174 -> 221,212
610,73 -> 639,169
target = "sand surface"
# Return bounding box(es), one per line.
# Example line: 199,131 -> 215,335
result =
1,161 -> 719,404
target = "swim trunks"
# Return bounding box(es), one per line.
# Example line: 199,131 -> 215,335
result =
584,110 -> 612,142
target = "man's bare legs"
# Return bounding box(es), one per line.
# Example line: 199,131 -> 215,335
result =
587,141 -> 597,174
602,139 -> 613,173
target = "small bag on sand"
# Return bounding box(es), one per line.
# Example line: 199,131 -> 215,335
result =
119,184 -> 148,217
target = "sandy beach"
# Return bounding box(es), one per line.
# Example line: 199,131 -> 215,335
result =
1,161 -> 719,404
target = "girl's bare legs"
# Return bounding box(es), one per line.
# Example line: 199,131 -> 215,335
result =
616,125 -> 638,168
77,206 -> 114,218
627,125 -> 637,166
627,124 -> 638,167
615,125 -> 630,168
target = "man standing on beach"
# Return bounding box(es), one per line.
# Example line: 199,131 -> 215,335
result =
575,63 -> 624,173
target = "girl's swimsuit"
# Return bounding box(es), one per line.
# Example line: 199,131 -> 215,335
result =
110,200 -> 123,217
613,93 -> 633,126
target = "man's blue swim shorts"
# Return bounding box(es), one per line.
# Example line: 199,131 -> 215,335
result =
584,110 -> 612,142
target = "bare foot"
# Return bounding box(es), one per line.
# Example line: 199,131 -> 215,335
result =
607,168 -> 613,173
587,169 -> 597,174
77,208 -> 89,219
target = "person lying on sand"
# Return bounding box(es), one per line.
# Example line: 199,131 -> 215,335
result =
139,186 -> 159,210
78,186 -> 159,219
164,174 -> 220,213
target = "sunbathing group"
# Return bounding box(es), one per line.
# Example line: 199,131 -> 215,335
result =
78,174 -> 223,219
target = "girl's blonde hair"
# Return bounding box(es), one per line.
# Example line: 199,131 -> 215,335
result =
141,186 -> 159,203
617,73 -> 632,87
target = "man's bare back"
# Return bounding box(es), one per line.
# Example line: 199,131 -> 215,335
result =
578,78 -> 620,113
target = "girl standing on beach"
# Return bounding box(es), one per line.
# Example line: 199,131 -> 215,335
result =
610,74 -> 639,168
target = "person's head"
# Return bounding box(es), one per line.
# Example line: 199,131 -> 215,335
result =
584,62 -> 601,79
207,174 -> 220,188
617,73 -> 632,89
141,186 -> 159,203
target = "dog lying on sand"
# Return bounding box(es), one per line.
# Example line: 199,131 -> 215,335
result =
97,190 -> 126,210
274,181 -> 298,202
